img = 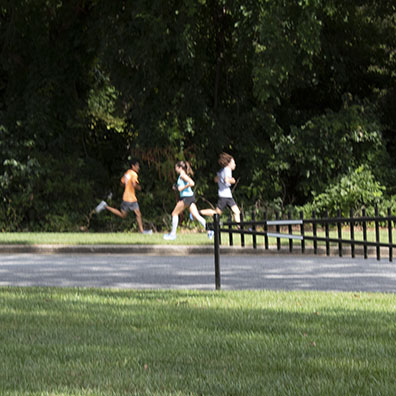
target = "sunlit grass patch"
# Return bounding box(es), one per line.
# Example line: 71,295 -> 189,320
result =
0,228 -> 394,247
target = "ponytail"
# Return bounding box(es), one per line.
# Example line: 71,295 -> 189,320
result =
176,160 -> 194,176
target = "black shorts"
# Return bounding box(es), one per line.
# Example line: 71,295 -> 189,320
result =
217,197 -> 237,211
180,195 -> 196,207
120,200 -> 139,213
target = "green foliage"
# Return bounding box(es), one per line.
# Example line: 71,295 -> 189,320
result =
271,100 -> 384,201
253,0 -> 323,105
297,166 -> 386,218
1,0 -> 396,230
0,1 -> 112,231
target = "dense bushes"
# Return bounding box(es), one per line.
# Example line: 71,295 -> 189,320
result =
1,0 -> 396,231
296,166 -> 395,219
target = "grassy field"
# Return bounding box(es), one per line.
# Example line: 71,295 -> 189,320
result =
0,231 -> 213,245
1,287 -> 395,396
0,228 -> 394,247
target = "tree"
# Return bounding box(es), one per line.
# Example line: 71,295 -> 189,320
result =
1,0 -> 395,230
0,0 -> 101,230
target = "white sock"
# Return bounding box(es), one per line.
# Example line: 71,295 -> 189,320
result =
171,215 -> 178,235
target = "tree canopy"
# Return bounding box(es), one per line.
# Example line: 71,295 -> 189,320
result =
1,0 -> 395,230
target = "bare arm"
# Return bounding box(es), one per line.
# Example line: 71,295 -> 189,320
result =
225,176 -> 236,184
132,180 -> 141,191
215,175 -> 234,184
179,173 -> 195,191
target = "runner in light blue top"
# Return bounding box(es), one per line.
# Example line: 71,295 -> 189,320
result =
177,175 -> 194,197
164,161 -> 213,240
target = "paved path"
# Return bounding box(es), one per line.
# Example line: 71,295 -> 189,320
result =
1,253 -> 395,292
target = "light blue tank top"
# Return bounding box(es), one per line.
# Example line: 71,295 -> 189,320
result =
177,176 -> 193,197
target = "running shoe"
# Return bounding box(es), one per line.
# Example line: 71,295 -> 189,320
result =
207,230 -> 214,240
95,200 -> 107,213
163,233 -> 176,240
142,230 -> 153,235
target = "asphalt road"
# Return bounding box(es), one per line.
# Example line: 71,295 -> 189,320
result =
1,253 -> 395,292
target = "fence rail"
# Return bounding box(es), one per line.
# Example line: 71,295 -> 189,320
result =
209,207 -> 396,290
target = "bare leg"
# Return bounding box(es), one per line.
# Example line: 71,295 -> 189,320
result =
167,201 -> 186,236
106,205 -> 127,219
172,200 -> 186,217
231,205 -> 240,223
134,208 -> 144,233
189,204 -> 206,229
200,208 -> 218,216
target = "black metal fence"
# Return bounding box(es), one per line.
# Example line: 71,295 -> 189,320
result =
209,208 -> 396,290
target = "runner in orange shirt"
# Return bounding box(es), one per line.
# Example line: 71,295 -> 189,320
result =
95,159 -> 152,234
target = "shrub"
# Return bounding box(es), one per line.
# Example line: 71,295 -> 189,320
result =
296,166 -> 386,217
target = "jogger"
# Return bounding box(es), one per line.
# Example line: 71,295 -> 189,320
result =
164,161 -> 213,240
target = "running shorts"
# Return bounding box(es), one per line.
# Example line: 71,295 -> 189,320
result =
217,197 -> 237,211
181,195 -> 196,207
121,200 -> 139,213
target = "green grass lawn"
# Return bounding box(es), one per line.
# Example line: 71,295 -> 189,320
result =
0,231 -> 213,245
0,228 -> 394,247
1,287 -> 395,396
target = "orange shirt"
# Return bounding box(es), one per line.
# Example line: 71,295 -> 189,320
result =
121,169 -> 138,202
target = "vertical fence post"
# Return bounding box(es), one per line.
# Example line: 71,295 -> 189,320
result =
252,209 -> 257,249
264,211 -> 269,249
337,209 -> 343,257
300,211 -> 305,254
325,209 -> 330,256
375,206 -> 380,261
388,208 -> 393,262
362,208 -> 368,259
228,213 -> 233,246
218,216 -> 222,246
312,210 -> 317,255
240,212 -> 245,247
213,214 -> 221,290
350,208 -> 355,259
288,211 -> 293,252
276,211 -> 281,251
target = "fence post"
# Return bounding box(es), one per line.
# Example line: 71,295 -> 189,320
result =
388,208 -> 393,262
362,208 -> 368,259
218,216 -> 222,246
252,209 -> 257,249
240,212 -> 245,247
312,210 -> 317,255
228,213 -> 233,246
337,209 -> 343,257
300,211 -> 305,254
276,211 -> 281,251
350,208 -> 355,258
325,209 -> 330,256
288,211 -> 293,252
213,214 -> 221,290
375,206 -> 380,261
264,211 -> 269,249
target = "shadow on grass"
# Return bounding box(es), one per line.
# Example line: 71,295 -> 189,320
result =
0,240 -> 31,245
